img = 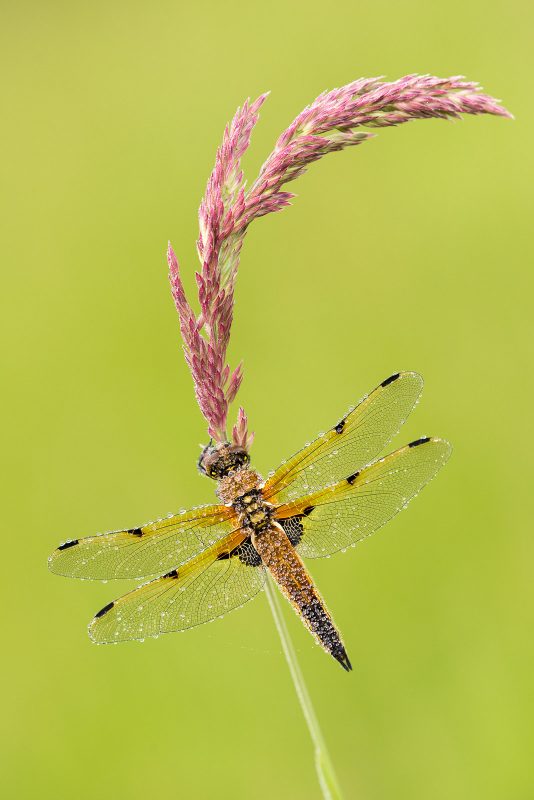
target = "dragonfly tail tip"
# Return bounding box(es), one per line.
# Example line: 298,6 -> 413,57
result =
333,647 -> 352,672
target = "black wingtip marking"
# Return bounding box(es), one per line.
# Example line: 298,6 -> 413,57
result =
381,372 -> 400,387
302,505 -> 315,516
409,436 -> 431,448
57,539 -> 79,551
162,569 -> 179,579
128,528 -> 143,537
332,648 -> 353,672
95,601 -> 114,619
334,419 -> 346,434
216,552 -> 230,560
346,471 -> 360,485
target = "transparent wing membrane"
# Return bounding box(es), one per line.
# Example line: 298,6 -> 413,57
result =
275,437 -> 451,558
48,505 -> 237,580
89,532 -> 266,644
263,372 -> 423,504
49,369 -> 452,656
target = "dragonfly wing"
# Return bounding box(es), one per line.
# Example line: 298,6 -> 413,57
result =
263,372 -> 423,504
274,437 -> 451,558
89,530 -> 266,643
48,505 -> 238,580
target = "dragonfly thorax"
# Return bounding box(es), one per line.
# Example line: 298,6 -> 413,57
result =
216,467 -> 263,504
232,488 -> 273,533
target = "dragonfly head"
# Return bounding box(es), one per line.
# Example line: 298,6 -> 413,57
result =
198,441 -> 250,480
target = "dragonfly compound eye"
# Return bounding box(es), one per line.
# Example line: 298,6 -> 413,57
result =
198,442 -> 250,480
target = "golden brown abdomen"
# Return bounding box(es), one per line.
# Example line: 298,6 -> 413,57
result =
252,522 -> 352,671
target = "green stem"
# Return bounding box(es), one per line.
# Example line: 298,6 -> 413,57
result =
264,576 -> 345,800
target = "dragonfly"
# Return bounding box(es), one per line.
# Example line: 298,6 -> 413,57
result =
49,371 -> 451,671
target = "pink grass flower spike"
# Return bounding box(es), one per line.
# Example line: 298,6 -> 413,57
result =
168,75 -> 511,446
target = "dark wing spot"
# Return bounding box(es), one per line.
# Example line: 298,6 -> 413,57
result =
346,471 -> 360,485
302,505 -> 315,516
233,538 -> 262,567
381,372 -> 400,387
162,569 -> 179,579
95,601 -> 114,619
409,437 -> 431,448
217,538 -> 261,566
279,516 -> 305,547
334,419 -> 346,434
58,539 -> 79,551
128,528 -> 143,537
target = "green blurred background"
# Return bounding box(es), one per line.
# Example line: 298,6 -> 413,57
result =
1,1 -> 532,798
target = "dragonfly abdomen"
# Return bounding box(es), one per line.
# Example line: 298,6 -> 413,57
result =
252,522 -> 352,671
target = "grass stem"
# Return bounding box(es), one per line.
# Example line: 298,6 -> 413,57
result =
264,576 -> 345,800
